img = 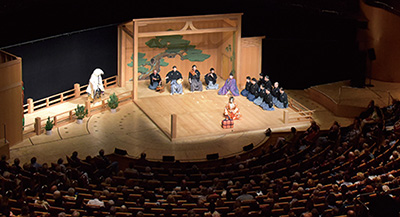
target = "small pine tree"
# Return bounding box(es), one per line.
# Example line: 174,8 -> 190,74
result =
107,93 -> 119,109
45,116 -> 53,131
75,105 -> 88,120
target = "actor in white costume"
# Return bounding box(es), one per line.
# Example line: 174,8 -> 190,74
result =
86,68 -> 105,101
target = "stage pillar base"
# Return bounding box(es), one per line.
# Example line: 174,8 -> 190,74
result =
171,114 -> 177,139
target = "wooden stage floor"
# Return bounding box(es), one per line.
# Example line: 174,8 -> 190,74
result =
135,81 -> 310,140
307,79 -> 400,117
13,79 -> 356,164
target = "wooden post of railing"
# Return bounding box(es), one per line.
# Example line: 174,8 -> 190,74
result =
53,116 -> 57,127
85,100 -> 91,117
27,98 -> 34,114
69,111 -> 73,120
35,117 -> 41,135
283,110 -> 289,124
46,98 -> 49,107
171,114 -> 177,139
60,93 -> 64,103
104,79 -> 108,89
74,83 -> 80,98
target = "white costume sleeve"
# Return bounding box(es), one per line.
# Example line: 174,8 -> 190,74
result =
98,75 -> 105,92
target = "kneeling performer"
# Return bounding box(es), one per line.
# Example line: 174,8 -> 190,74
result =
224,96 -> 241,120
205,68 -> 219,90
149,69 -> 161,90
260,89 -> 275,111
274,87 -> 288,108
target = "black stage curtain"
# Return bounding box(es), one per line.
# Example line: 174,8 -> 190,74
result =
6,25 -> 117,103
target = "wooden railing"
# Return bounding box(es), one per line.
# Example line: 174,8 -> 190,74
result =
23,90 -> 132,137
0,51 -> 17,63
23,75 -> 118,114
283,97 -> 314,124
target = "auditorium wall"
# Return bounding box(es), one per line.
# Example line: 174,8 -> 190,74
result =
360,0 -> 400,82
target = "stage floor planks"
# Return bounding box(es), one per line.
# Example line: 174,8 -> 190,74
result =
13,78 -> 361,164
135,85 -> 310,140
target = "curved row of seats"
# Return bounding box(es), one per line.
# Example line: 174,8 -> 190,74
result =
1,122 -> 399,217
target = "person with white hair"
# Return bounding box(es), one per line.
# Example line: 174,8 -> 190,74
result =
86,68 -> 105,101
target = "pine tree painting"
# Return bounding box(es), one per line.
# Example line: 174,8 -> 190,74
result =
128,34 -> 210,79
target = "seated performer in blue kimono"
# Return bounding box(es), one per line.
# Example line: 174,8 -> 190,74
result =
241,76 -> 251,97
218,73 -> 239,96
264,75 -> 273,91
166,66 -> 183,95
204,68 -> 219,90
271,82 -> 280,104
188,65 -> 203,92
253,84 -> 266,106
260,88 -> 275,111
257,73 -> 265,88
247,78 -> 259,102
274,87 -> 289,108
149,70 -> 161,90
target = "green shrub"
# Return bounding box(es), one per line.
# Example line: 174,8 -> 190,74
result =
75,104 -> 88,120
107,93 -> 119,109
45,116 -> 53,131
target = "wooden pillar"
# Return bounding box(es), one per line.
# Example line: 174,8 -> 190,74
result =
35,117 -> 41,135
85,100 -> 91,117
132,21 -> 139,101
27,98 -> 34,114
53,116 -> 57,126
171,114 -> 177,139
120,28 -> 126,88
74,83 -> 80,98
258,37 -> 263,76
117,26 -> 122,87
69,111 -> 73,120
235,16 -> 242,88
283,110 -> 289,124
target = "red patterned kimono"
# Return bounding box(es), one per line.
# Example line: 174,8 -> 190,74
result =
224,102 -> 241,120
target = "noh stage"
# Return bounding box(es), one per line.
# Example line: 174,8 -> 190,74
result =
135,81 -> 312,140
122,13 -> 312,140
